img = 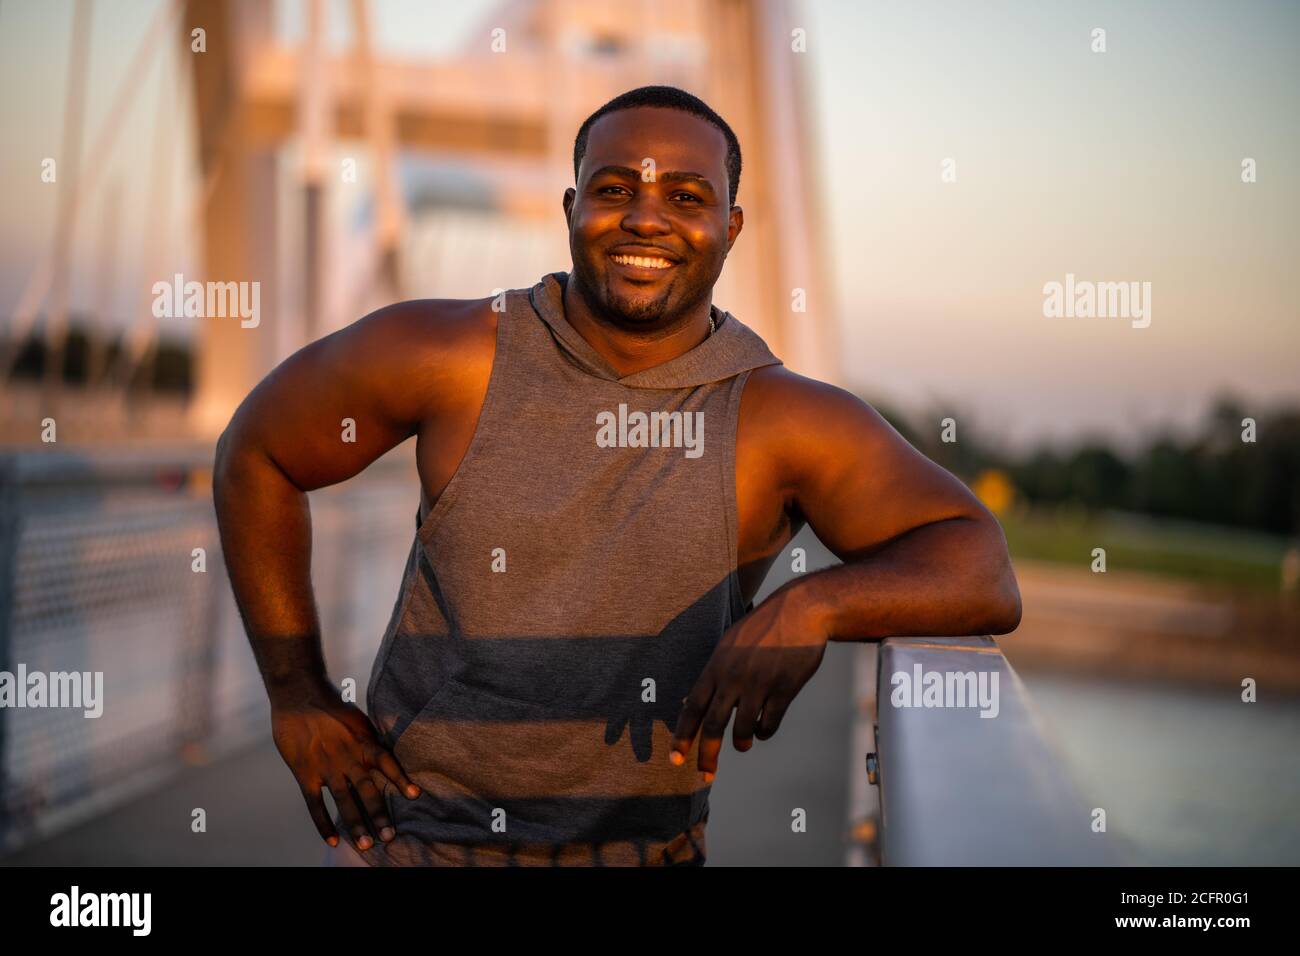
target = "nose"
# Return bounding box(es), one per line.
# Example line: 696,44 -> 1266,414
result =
620,191 -> 672,238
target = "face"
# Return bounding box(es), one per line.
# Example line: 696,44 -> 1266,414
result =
564,106 -> 742,330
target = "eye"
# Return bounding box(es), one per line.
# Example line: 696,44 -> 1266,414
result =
672,192 -> 702,202
597,185 -> 630,196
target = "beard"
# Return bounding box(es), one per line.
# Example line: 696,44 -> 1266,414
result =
571,253 -> 709,330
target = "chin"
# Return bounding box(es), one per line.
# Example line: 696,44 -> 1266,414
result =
596,281 -> 666,322
609,293 -> 671,325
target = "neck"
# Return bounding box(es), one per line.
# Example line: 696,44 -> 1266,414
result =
562,274 -> 714,378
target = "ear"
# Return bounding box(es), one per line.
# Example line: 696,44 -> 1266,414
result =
563,187 -> 576,228
725,204 -> 744,254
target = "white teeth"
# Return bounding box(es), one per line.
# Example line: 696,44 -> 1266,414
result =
612,254 -> 673,269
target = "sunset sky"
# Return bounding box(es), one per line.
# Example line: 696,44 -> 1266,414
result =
804,0 -> 1299,451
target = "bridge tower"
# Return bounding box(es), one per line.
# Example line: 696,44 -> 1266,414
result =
184,0 -> 839,438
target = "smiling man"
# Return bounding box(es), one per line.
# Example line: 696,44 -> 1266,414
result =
212,85 -> 1021,867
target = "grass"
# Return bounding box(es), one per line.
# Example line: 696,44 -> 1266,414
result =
997,506 -> 1292,592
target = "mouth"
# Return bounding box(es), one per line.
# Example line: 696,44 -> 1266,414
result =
608,251 -> 679,278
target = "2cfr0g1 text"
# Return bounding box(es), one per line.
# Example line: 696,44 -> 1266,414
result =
1121,892 -> 1248,907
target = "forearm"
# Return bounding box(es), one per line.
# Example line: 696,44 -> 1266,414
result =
212,431 -> 329,701
786,516 -> 1022,642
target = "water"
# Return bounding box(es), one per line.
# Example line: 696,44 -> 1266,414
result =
1023,672 -> 1300,865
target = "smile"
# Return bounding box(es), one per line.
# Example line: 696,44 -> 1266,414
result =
609,253 -> 676,271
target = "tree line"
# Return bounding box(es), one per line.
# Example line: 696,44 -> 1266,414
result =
872,395 -> 1300,538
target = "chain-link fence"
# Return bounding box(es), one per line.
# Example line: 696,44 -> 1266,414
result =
0,444 -> 417,854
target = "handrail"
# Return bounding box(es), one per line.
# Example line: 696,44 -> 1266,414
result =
0,444 -> 417,852
0,443 -> 414,489
872,635 -> 1118,865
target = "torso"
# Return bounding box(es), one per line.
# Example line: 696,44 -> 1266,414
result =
411,297 -> 803,609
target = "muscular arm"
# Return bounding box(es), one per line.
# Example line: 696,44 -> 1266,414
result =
212,297 -> 491,850
762,368 -> 1021,641
214,300 -> 443,687
672,366 -> 1020,777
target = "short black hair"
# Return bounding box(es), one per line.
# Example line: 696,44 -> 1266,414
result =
572,85 -> 743,207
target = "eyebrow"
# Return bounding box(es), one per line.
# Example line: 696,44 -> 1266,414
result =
588,164 -> 718,197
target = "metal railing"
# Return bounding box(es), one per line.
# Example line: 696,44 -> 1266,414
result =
0,444 -> 418,853
868,635 -> 1119,865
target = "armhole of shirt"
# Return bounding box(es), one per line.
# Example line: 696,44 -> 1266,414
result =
723,368 -> 753,624
414,298 -> 514,547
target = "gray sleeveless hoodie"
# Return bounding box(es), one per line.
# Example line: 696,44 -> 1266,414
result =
359,271 -> 783,866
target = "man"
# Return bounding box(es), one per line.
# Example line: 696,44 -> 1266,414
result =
212,85 -> 1021,867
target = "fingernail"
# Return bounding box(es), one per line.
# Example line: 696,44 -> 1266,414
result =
669,751 -> 684,766
357,835 -> 373,850
327,836 -> 338,847
380,827 -> 395,841
406,785 -> 420,798
703,772 -> 715,784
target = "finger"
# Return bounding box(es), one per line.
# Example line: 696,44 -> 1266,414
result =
300,782 -> 340,846
732,695 -> 762,753
697,693 -> 737,780
670,673 -> 717,766
373,747 -> 421,799
329,778 -> 374,851
755,692 -> 792,741
369,766 -> 398,805
350,773 -> 395,843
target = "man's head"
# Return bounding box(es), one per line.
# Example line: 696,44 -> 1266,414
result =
564,85 -> 744,331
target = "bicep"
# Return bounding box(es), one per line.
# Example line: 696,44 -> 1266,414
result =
221,303 -> 435,491
784,386 -> 989,561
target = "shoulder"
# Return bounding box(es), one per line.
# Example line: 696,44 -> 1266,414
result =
341,295 -> 498,366
740,364 -> 883,435
738,365 -> 904,479
314,294 -> 500,422
343,295 -> 498,380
